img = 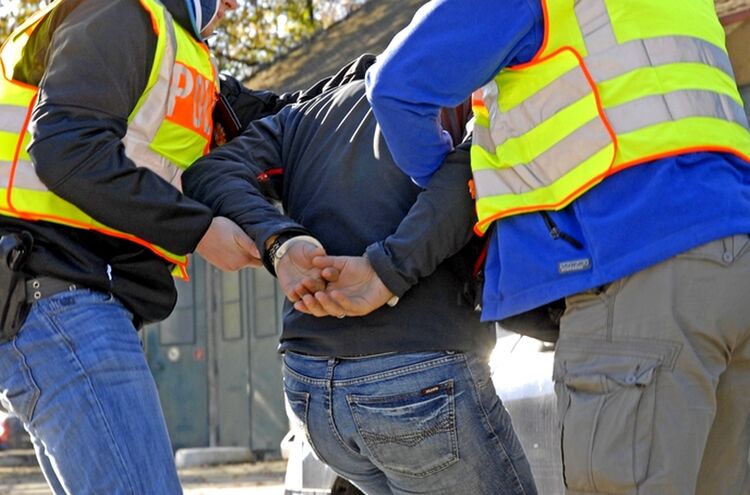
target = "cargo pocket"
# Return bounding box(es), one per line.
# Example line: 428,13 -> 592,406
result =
554,349 -> 660,494
348,380 -> 458,478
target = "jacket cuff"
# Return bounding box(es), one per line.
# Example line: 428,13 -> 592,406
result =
259,227 -> 312,276
364,242 -> 412,297
184,209 -> 215,255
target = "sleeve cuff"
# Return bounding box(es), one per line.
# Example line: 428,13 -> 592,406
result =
364,242 -> 412,297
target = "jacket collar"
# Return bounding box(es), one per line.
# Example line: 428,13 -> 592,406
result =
159,0 -> 201,41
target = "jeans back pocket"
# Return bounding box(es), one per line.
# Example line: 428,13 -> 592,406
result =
347,379 -> 458,478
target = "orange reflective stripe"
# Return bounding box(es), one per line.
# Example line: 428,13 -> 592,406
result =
471,91 -> 486,110
138,0 -> 161,35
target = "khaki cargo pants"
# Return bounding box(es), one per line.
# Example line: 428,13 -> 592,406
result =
554,234 -> 750,495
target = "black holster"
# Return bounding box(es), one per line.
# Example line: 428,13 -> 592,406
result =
0,232 -> 33,342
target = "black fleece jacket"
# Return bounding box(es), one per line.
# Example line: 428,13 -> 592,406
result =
0,0 -> 294,324
183,80 -> 495,357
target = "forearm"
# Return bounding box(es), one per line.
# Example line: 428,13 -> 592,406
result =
365,145 -> 476,296
182,114 -> 310,260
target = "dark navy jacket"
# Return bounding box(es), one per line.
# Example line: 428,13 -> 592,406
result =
183,80 -> 495,357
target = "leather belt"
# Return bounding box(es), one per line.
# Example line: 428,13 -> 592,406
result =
25,276 -> 79,303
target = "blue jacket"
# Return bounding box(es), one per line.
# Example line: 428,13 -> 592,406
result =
366,0 -> 750,322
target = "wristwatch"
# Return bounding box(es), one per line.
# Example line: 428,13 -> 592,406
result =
267,234 -> 293,268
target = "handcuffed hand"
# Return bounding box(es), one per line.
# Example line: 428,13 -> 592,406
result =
293,255 -> 394,318
275,238 -> 332,303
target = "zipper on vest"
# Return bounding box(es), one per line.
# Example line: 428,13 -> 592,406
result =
540,212 -> 583,250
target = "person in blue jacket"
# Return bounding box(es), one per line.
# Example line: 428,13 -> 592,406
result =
309,1 -> 750,494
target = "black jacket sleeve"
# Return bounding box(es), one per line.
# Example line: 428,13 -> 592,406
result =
181,107 -> 310,265
219,74 -> 302,129
26,0 -> 213,256
365,144 -> 477,297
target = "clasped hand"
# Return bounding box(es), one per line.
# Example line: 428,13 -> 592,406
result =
275,240 -> 395,318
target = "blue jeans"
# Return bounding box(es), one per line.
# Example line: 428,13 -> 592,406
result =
0,289 -> 182,494
283,350 -> 537,495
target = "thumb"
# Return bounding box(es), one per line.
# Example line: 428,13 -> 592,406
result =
312,255 -> 346,270
320,266 -> 340,283
233,232 -> 260,259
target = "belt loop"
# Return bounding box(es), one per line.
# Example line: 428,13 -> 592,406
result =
25,277 -> 79,304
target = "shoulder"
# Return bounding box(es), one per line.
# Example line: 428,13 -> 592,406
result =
53,0 -> 156,44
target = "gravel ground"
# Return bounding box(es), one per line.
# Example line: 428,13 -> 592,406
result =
0,452 -> 287,495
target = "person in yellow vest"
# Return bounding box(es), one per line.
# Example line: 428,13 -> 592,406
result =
299,1 -> 750,494
0,1 -> 263,493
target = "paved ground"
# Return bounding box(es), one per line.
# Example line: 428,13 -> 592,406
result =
0,450 -> 287,494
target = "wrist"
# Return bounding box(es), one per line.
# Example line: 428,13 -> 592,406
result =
268,235 -> 323,275
363,251 -> 399,307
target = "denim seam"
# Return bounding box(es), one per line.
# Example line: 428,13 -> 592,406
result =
326,403 -> 361,459
286,388 -> 335,466
44,309 -> 137,495
283,363 -> 328,386
325,360 -> 363,459
9,337 -> 40,422
463,355 -> 528,495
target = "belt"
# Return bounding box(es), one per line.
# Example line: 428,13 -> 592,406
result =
25,276 -> 79,303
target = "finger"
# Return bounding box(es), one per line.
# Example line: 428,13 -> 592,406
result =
293,299 -> 312,315
298,293 -> 330,318
313,291 -> 348,317
297,277 -> 325,295
247,257 -> 263,268
282,285 -> 300,303
291,279 -> 318,300
329,290 -> 369,316
233,232 -> 260,257
311,255 -> 344,270
320,266 -> 340,283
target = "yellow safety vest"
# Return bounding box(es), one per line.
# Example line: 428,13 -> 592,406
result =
0,0 -> 219,278
471,0 -> 750,234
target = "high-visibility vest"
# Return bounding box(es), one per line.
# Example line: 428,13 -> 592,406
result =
0,0 -> 219,278
471,0 -> 750,234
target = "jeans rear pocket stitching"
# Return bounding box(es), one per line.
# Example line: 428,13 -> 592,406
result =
347,380 -> 459,478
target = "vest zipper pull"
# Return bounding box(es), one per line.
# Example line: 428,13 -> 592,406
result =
540,212 -> 583,250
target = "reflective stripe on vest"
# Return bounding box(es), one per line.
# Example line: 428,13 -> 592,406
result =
471,0 -> 750,233
0,0 -> 219,278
